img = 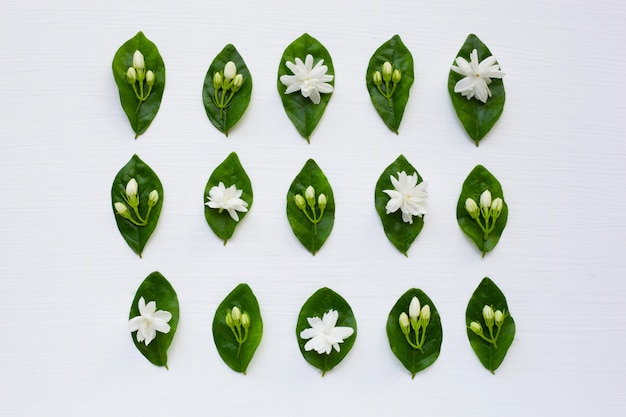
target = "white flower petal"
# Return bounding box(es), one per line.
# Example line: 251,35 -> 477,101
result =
280,54 -> 333,104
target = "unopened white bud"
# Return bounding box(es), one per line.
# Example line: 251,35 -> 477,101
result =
479,190 -> 492,210
114,202 -> 129,216
373,71 -> 382,86
133,50 -> 145,70
294,194 -> 306,210
241,312 -> 250,329
225,311 -> 234,328
213,72 -> 222,90
392,68 -> 402,84
420,305 -> 431,327
232,73 -> 243,91
145,70 -> 155,87
305,186 -> 315,205
148,190 -> 159,207
470,321 -> 483,335
224,61 -> 236,81
465,198 -> 479,217
126,178 -> 138,199
231,306 -> 241,324
494,310 -> 504,327
382,61 -> 393,82
318,194 -> 327,210
126,67 -> 137,84
491,198 -> 503,216
399,312 -> 410,333
409,296 -> 420,320
483,305 -> 495,328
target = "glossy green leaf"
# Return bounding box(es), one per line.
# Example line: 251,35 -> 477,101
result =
203,152 -> 253,244
466,277 -> 515,373
202,44 -> 252,136
366,35 -> 414,134
448,34 -> 505,146
212,283 -> 263,374
277,33 -> 334,143
112,31 -> 165,138
296,288 -> 357,376
375,155 -> 426,255
457,165 -> 508,256
387,289 -> 442,378
129,271 -> 179,368
286,159 -> 334,255
111,154 -> 163,257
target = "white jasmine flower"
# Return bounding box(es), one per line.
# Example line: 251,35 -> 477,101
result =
300,309 -> 354,355
280,54 -> 334,105
451,49 -> 505,103
128,297 -> 172,346
383,171 -> 428,224
205,182 -> 249,222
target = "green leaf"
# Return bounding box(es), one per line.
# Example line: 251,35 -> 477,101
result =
296,288 -> 357,376
457,165 -> 508,256
112,31 -> 165,138
448,34 -> 505,146
466,277 -> 515,373
203,152 -> 253,244
212,283 -> 263,374
129,271 -> 179,368
277,33 -> 334,143
375,155 -> 426,255
366,35 -> 414,134
111,154 -> 163,257
202,44 -> 252,136
386,289 -> 442,378
286,159 -> 334,255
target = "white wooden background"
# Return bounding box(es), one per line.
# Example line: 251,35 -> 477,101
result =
1,0 -> 625,415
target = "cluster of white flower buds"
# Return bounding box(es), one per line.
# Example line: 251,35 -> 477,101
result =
373,61 -> 402,106
469,305 -> 507,348
114,178 -> 159,227
465,189 -> 504,240
212,61 -> 244,118
126,50 -> 156,111
225,305 -> 250,357
294,185 -> 327,235
398,296 -> 431,353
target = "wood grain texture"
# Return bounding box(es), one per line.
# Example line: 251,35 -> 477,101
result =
1,0 -> 625,416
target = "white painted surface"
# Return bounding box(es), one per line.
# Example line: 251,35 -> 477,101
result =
1,0 -> 625,415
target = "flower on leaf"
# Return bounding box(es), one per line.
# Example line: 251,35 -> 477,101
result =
383,171 -> 428,224
451,49 -> 505,103
280,54 -> 334,105
300,309 -> 354,355
206,182 -> 249,222
128,297 -> 172,346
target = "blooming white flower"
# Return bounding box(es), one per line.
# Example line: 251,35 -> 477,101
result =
383,171 -> 428,224
280,54 -> 334,105
300,309 -> 354,355
205,182 -> 249,222
128,297 -> 172,346
451,49 -> 505,103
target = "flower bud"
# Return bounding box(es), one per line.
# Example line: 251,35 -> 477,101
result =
213,72 -> 222,90
469,321 -> 483,336
409,296 -> 420,320
382,61 -> 393,82
241,312 -> 250,329
114,202 -> 130,217
392,69 -> 402,84
494,310 -> 504,327
479,190 -> 492,210
126,67 -> 137,85
294,194 -> 306,211
132,50 -> 145,71
305,186 -> 315,206
373,70 -> 382,86
145,70 -> 155,87
420,305 -> 431,327
465,198 -> 479,217
232,73 -> 243,91
491,198 -> 503,216
224,61 -> 237,81
399,312 -> 410,333
126,178 -> 138,199
231,306 -> 241,325
225,311 -> 234,328
318,193 -> 327,210
482,305 -> 495,328
148,190 -> 159,207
